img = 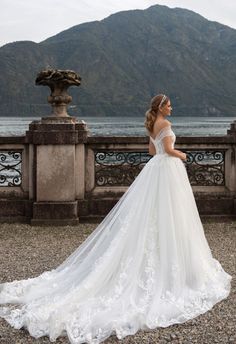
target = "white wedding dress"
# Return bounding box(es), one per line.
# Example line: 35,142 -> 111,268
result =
0,126 -> 232,344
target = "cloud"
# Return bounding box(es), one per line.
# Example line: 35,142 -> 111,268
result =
0,0 -> 158,46
0,0 -> 235,47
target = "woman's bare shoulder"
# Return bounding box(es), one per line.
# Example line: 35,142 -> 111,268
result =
162,119 -> 171,127
150,120 -> 171,140
154,119 -> 171,131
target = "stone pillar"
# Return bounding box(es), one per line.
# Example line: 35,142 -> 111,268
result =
227,120 -> 236,137
227,121 -> 236,213
26,69 -> 88,225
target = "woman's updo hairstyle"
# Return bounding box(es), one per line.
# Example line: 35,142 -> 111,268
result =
144,94 -> 169,133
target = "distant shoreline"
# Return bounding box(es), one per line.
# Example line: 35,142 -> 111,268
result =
0,116 -> 234,137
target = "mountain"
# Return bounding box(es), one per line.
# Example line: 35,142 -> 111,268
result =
0,5 -> 236,117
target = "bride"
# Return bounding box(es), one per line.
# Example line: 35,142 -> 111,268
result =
0,94 -> 232,344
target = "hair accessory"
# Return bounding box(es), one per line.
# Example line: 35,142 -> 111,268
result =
159,94 -> 167,108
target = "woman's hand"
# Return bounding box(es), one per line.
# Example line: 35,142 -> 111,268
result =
180,152 -> 187,161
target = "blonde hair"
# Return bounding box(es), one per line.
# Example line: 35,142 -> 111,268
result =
144,94 -> 169,133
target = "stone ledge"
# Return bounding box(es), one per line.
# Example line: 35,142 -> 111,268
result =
195,197 -> 235,215
0,216 -> 30,223
26,130 -> 80,145
0,199 -> 32,217
0,136 -> 26,144
78,196 -> 236,217
0,134 -> 233,145
0,197 -> 235,224
29,123 -> 77,131
87,135 -> 235,144
33,201 -> 78,220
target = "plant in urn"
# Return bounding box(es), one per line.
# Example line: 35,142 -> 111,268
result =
35,69 -> 81,118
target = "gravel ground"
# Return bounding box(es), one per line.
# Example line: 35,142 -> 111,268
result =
0,221 -> 235,344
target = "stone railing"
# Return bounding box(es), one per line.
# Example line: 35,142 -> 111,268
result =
0,129 -> 235,224
82,134 -> 235,220
86,136 -> 232,191
0,137 -> 29,195
0,150 -> 22,187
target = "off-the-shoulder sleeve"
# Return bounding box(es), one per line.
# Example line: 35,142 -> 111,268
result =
157,126 -> 173,141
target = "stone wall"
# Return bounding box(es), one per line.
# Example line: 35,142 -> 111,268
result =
0,120 -> 236,225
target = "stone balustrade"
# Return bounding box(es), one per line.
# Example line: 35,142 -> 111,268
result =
0,129 -> 235,225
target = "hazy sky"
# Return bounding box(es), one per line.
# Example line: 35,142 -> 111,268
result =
1,0 -> 236,47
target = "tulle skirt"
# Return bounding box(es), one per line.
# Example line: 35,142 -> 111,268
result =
0,153 -> 232,343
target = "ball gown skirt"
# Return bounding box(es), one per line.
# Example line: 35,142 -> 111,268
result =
0,126 -> 232,344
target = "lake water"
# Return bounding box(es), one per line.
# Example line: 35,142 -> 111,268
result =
0,116 -> 235,136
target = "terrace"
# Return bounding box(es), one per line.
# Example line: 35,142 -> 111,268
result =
0,221 -> 235,343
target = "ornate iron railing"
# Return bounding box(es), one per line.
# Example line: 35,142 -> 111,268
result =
0,147 -> 226,188
95,150 -> 225,187
184,150 -> 225,186
0,151 -> 22,186
95,151 -> 151,186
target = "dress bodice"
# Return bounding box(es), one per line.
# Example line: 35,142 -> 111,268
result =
150,126 -> 176,155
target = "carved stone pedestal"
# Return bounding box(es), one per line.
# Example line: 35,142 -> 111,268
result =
26,118 -> 88,225
26,69 -> 88,225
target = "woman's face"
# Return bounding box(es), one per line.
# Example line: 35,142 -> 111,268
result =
161,100 -> 172,116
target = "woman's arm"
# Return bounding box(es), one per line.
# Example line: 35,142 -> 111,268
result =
163,136 -> 187,161
148,138 -> 156,156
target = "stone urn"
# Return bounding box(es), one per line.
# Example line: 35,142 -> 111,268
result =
35,69 -> 81,117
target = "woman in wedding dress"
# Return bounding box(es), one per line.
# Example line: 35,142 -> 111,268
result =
0,94 -> 232,344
